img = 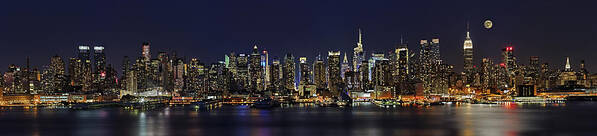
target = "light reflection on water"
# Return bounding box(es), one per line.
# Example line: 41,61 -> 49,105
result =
0,102 -> 595,136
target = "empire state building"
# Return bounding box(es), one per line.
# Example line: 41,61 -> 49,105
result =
463,25 -> 474,75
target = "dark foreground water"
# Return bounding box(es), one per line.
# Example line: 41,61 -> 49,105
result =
0,102 -> 596,136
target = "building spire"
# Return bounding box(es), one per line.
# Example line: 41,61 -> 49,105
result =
565,57 -> 571,71
343,52 -> 348,63
466,21 -> 470,38
358,28 -> 362,48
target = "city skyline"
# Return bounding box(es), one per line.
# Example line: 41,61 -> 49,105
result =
0,0 -> 596,72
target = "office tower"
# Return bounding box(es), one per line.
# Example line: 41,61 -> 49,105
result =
262,50 -> 269,90
313,55 -> 326,90
395,43 -> 409,82
463,26 -> 474,76
502,46 -> 516,74
43,55 -> 66,93
236,53 -> 249,89
269,58 -> 282,91
93,45 -> 106,91
207,61 -> 227,93
327,51 -> 341,96
94,46 -> 106,74
359,60 -> 370,90
249,45 -> 264,91
121,56 -> 131,90
418,39 -> 435,94
502,45 -> 516,87
156,52 -> 170,92
228,52 -> 237,76
299,57 -> 312,85
173,58 -> 185,92
353,28 -> 365,71
126,67 -> 138,95
579,60 -> 589,87
341,53 -> 350,80
372,59 -> 391,86
78,45 -> 92,91
282,53 -> 296,93
186,58 -> 202,93
368,53 -> 385,81
480,58 -> 492,89
430,38 -> 441,63
133,57 -> 147,92
529,56 -> 540,74
142,42 -> 151,62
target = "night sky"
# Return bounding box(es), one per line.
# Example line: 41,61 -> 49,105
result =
0,0 -> 596,73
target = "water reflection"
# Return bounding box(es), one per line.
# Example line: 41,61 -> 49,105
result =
0,102 -> 596,136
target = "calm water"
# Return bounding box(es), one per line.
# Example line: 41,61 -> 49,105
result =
0,102 -> 595,136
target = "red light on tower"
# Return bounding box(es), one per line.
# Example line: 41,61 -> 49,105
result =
500,63 -> 506,67
506,46 -> 513,51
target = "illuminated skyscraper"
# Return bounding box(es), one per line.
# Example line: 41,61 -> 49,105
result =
353,28 -> 365,72
463,25 -> 474,75
327,51 -> 341,95
94,46 -> 106,73
299,57 -> 312,85
236,53 -> 249,89
502,46 -> 516,74
93,45 -> 106,91
43,55 -> 66,93
341,53 -> 350,80
249,45 -> 263,91
262,50 -> 269,90
142,42 -> 151,62
269,58 -> 282,91
282,53 -> 296,93
77,45 -> 92,91
313,55 -> 326,90
395,42 -> 409,81
502,45 -> 516,87
368,53 -> 385,81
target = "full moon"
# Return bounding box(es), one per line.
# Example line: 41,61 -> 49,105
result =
484,20 -> 493,29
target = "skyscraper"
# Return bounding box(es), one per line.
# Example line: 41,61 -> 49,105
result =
463,26 -> 474,75
94,45 -> 106,73
395,43 -> 409,80
93,45 -> 106,91
269,58 -> 282,91
502,45 -> 516,87
327,51 -> 341,96
142,42 -> 151,62
313,55 -> 326,90
78,45 -> 92,91
249,45 -> 263,91
502,46 -> 516,74
236,53 -> 249,89
353,28 -> 365,72
299,57 -> 312,85
282,53 -> 296,93
44,55 -> 66,93
341,53 -> 350,80
262,50 -> 269,90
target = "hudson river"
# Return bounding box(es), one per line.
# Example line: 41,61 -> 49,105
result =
0,102 -> 595,136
